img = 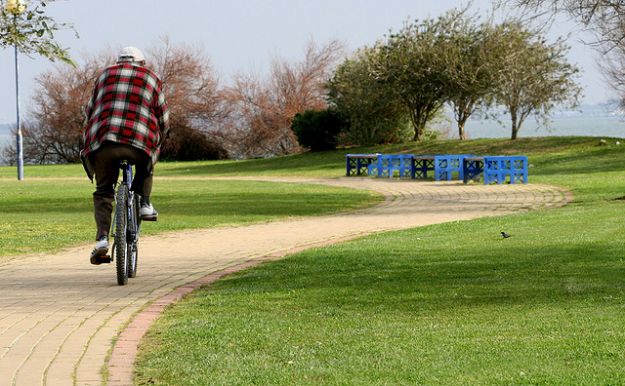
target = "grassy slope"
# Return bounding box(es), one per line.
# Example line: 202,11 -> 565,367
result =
135,136 -> 625,385
0,136 -> 617,178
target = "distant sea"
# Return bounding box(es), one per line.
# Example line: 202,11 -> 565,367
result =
0,133 -> 10,147
459,115 -> 625,140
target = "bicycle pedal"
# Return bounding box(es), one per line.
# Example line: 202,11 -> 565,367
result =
90,255 -> 112,265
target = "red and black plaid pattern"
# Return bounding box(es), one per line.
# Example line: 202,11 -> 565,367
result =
82,63 -> 169,164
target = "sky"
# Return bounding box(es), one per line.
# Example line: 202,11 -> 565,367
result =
0,0 -> 611,125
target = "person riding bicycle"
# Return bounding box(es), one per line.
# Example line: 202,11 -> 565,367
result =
81,46 -> 169,263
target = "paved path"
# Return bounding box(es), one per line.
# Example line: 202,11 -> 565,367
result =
0,177 -> 570,385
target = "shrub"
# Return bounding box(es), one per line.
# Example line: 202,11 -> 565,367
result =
160,126 -> 228,161
291,109 -> 347,151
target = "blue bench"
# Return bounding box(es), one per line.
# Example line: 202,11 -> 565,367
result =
412,154 -> 473,181
348,153 -> 529,184
346,153 -> 380,176
412,155 -> 435,179
369,154 -> 414,178
463,156 -> 528,184
434,154 -> 473,181
365,153 -> 474,181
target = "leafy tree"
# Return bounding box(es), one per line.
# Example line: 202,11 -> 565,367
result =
327,47 -> 410,145
440,15 -> 500,140
0,0 -> 76,64
371,13 -> 459,141
494,22 -> 581,139
291,109 -> 346,151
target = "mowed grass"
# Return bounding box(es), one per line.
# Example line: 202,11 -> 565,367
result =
0,178 -> 380,260
135,136 -> 625,385
135,204 -> 625,385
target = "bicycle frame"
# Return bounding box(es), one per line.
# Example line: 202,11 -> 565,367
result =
122,162 -> 141,245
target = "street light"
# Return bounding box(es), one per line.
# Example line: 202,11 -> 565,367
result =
5,0 -> 26,180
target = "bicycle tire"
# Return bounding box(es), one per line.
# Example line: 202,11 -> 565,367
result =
129,194 -> 139,278
115,184 -> 129,285
129,243 -> 138,278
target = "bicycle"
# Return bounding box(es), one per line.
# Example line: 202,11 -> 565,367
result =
111,161 -> 142,285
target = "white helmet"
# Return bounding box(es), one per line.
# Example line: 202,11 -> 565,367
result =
117,46 -> 145,63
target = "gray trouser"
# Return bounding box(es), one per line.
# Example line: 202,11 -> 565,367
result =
90,142 -> 153,240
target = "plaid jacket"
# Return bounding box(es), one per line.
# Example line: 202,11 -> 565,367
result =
82,63 -> 169,165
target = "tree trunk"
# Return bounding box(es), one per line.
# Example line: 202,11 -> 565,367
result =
410,102 -> 443,141
510,109 -> 519,140
454,101 -> 472,141
458,122 -> 465,140
411,110 -> 424,141
413,124 -> 425,141
458,116 -> 467,140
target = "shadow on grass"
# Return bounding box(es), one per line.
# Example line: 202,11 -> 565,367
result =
158,191 -> 370,217
1,192 -> 369,217
0,197 -> 92,214
531,147 -> 625,176
215,241 -> 625,313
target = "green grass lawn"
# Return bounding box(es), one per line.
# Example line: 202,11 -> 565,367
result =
0,178 -> 380,260
134,136 -> 625,385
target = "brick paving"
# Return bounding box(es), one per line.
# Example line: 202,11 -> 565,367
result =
0,177 -> 570,385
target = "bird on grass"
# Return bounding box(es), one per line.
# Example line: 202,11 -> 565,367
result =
501,231 -> 511,239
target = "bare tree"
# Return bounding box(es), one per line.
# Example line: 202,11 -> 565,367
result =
221,73 -> 287,158
223,40 -> 344,158
509,0 -> 625,43
147,38 -> 228,159
30,55 -> 108,163
8,39 -> 228,163
508,1 -> 625,107
9,38 -> 344,162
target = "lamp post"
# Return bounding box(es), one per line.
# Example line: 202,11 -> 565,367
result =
5,0 -> 26,180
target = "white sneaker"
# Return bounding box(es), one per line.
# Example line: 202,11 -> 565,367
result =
95,238 -> 109,251
90,237 -> 109,264
140,203 -> 158,221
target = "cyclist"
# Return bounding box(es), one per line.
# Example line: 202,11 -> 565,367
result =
81,46 -> 169,263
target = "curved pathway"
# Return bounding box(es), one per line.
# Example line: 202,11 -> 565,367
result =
0,177 -> 571,385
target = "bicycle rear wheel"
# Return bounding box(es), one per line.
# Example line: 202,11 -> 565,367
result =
115,184 -> 129,285
128,243 -> 138,278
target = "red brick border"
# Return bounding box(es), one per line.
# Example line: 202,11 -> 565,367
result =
106,260 -> 259,385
